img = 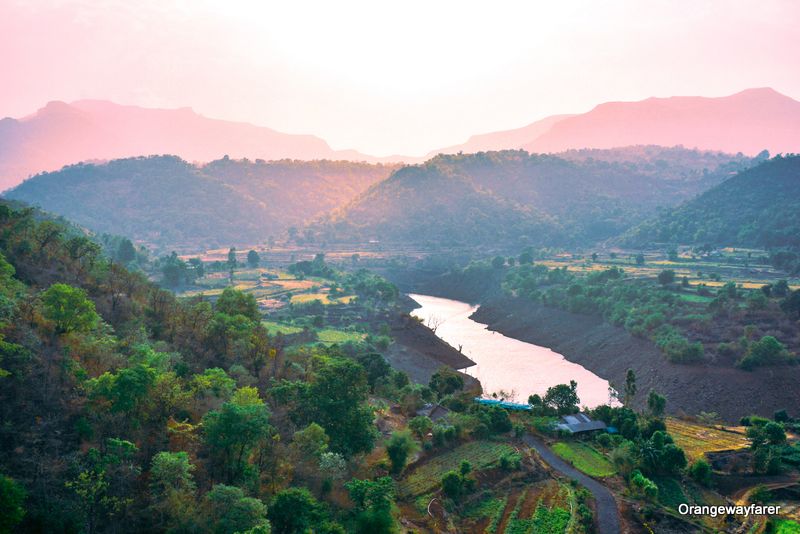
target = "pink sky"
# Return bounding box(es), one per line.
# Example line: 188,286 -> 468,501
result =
2,0 -> 799,156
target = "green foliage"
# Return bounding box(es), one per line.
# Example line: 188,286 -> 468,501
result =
429,366 -> 464,398
202,388 -> 272,482
216,287 -> 260,322
551,442 -> 616,477
0,474 -> 26,533
408,416 -> 433,439
204,484 -> 269,534
296,356 -> 376,457
631,470 -> 658,500
40,283 -> 100,333
625,156 -> 800,248
738,335 -> 795,369
385,430 -> 417,474
688,458 -> 712,487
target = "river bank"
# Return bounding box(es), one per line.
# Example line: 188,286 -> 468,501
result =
471,295 -> 800,421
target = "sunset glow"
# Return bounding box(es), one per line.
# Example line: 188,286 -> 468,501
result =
2,0 -> 799,155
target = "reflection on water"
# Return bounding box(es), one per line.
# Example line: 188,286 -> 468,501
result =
410,293 -> 615,408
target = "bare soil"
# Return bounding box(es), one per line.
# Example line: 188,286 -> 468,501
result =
472,296 -> 800,422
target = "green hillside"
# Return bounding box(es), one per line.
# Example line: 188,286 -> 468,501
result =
312,149 -> 752,246
624,156 -> 800,248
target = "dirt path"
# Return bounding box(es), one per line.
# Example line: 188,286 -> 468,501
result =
523,434 -> 621,534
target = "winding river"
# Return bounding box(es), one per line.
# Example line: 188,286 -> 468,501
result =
409,294 -> 615,408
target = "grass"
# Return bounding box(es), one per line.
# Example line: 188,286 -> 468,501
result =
666,418 -> 750,460
551,441 -> 616,477
291,292 -> 355,305
677,293 -> 714,303
775,519 -> 800,534
261,321 -> 304,335
315,328 -> 365,345
398,441 -> 516,497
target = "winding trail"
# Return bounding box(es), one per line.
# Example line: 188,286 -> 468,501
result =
523,434 -> 621,534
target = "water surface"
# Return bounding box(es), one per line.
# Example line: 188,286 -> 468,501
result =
410,293 -> 615,408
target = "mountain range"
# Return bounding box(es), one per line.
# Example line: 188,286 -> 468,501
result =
2,88 -> 799,192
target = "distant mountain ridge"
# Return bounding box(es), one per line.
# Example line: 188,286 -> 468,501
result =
0,100 -> 393,191
426,88 -> 800,158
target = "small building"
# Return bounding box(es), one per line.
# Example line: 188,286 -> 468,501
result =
416,403 -> 450,422
555,413 -> 607,434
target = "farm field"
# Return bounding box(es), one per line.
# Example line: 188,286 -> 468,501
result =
315,328 -> 365,345
550,441 -> 616,477
666,418 -> 750,460
260,321 -> 304,336
398,441 -> 516,497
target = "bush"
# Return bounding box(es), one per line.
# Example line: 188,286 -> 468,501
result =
688,459 -> 712,487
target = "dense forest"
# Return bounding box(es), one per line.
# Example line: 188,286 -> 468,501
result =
0,204 -> 409,532
623,155 -> 800,249
5,157 -> 396,252
311,149 -> 754,247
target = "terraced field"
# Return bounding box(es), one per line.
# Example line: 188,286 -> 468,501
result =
666,418 -> 750,460
398,441 -> 516,497
551,441 -> 616,477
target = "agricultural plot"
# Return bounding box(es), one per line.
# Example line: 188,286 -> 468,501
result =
398,441 -> 516,497
666,418 -> 750,460
551,441 -> 616,477
261,321 -> 304,335
290,292 -> 355,305
315,328 -> 365,345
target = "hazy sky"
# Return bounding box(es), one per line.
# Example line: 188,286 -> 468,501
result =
2,0 -> 799,156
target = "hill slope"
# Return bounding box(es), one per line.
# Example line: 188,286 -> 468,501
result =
624,156 -> 800,248
525,88 -> 800,156
0,100 -> 394,191
312,148 -> 754,247
4,156 -> 396,251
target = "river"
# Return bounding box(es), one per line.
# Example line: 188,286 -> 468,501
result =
409,294 -> 615,408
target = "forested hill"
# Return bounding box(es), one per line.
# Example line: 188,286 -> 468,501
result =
311,148 -> 754,247
4,156 -> 396,252
0,204 -> 402,532
623,155 -> 800,248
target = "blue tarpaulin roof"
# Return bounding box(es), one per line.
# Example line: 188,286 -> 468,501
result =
473,397 -> 532,411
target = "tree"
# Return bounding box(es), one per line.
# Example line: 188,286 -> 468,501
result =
763,422 -> 786,445
268,488 -> 321,534
204,484 -> 269,534
0,474 -> 26,533
115,238 -> 137,264
345,478 -> 395,534
657,269 -> 675,285
304,358 -> 375,456
202,387 -> 272,482
688,459 -> 712,487
215,287 -> 260,322
408,416 -> 433,439
385,430 -> 416,474
491,256 -> 506,269
624,369 -> 637,406
544,380 -> 580,415
149,452 -> 197,531
429,367 -> 464,398
161,252 -> 190,287
635,253 -> 645,265
773,279 -> 789,297
292,423 -> 329,460
40,283 -> 100,333
441,470 -> 464,498
781,289 -> 800,318
227,247 -> 238,269
738,336 -> 793,369
247,250 -> 261,268
647,390 -> 666,418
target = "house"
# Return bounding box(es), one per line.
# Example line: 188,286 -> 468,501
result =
555,413 -> 607,434
416,403 -> 450,422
